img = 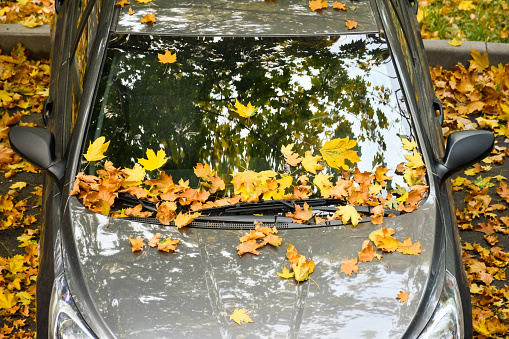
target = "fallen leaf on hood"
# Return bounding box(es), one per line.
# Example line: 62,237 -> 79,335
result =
230,308 -> 254,325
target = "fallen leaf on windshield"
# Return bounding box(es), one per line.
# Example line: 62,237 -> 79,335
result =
286,202 -> 312,224
84,136 -> 110,162
346,20 -> 358,30
309,0 -> 328,11
301,151 -> 324,174
174,211 -> 201,228
128,7 -> 135,15
230,308 -> 254,325
335,205 -> 362,227
397,291 -> 409,302
158,50 -> 177,64
285,153 -> 303,167
320,137 -> 360,171
138,148 -> 168,171
140,13 -> 156,24
136,0 -> 153,3
128,235 -> 145,252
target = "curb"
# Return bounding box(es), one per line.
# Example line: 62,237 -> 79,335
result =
0,24 -> 51,60
0,23 -> 508,68
423,39 -> 509,69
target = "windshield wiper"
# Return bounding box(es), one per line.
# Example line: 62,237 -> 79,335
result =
115,193 -> 158,212
196,198 -> 348,215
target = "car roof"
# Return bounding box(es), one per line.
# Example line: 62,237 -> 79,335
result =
114,0 -> 379,36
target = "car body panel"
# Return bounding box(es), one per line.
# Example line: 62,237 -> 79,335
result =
67,195 -> 437,338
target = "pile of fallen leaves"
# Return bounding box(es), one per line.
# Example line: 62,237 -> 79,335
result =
418,0 -> 509,43
432,50 -> 509,337
0,0 -> 54,28
0,44 -> 46,338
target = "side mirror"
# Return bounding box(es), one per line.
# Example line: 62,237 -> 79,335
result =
8,126 -> 65,181
436,130 -> 494,181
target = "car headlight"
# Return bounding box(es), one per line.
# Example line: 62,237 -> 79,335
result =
418,271 -> 464,338
48,273 -> 95,339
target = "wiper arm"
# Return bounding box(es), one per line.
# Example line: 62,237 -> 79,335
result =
196,198 -> 348,215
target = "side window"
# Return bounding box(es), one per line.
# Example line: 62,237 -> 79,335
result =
387,0 -> 444,158
70,0 -> 100,133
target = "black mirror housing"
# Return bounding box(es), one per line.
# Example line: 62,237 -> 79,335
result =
8,126 -> 65,181
436,130 -> 494,181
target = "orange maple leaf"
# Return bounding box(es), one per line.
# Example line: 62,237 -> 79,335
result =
237,239 -> 263,256
174,211 -> 201,228
140,13 -> 156,24
115,0 -> 129,7
341,257 -> 359,276
148,233 -> 162,247
333,1 -> 346,10
309,0 -> 328,11
397,291 -> 409,302
396,237 -> 422,255
128,235 -> 145,252
358,240 -> 377,262
285,153 -> 303,167
346,19 -> 358,30
286,202 -> 313,224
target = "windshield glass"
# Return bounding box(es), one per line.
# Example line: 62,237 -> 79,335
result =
77,34 -> 427,225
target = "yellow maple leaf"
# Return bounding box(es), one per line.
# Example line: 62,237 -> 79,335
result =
136,0 -> 153,3
404,149 -> 424,168
173,211 -> 201,228
138,149 -> 168,171
470,49 -> 490,70
158,50 -> 177,64
335,205 -> 362,226
301,151 -> 324,174
0,290 -> 18,309
401,137 -> 417,151
140,13 -> 156,23
448,38 -> 462,47
277,266 -> 295,279
233,98 -> 258,118
122,164 -> 146,187
333,2 -> 346,10
320,137 -> 360,171
128,7 -> 135,15
230,308 -> 254,325
0,90 -> 13,103
84,136 -> 110,162
9,181 -> 27,190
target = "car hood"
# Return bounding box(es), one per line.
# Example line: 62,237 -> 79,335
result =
66,196 -> 438,338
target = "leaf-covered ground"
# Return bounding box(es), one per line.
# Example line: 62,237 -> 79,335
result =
0,0 -> 54,28
0,44 -> 49,338
418,0 -> 509,43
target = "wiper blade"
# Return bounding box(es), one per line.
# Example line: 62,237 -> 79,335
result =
116,193 -> 158,212
196,198 -> 348,215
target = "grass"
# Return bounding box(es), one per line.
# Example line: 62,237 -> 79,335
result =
418,0 -> 509,43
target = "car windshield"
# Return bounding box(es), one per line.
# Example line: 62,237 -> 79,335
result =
79,33 -> 428,225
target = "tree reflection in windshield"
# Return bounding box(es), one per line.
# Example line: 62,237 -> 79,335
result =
87,34 -> 414,194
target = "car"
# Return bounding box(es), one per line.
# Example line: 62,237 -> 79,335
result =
9,0 -> 495,337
